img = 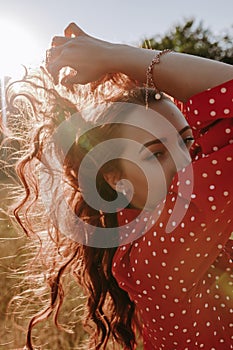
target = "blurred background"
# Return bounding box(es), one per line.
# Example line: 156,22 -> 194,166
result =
0,0 -> 232,349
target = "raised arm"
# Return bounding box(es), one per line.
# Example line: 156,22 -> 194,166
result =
114,44 -> 233,101
47,23 -> 233,102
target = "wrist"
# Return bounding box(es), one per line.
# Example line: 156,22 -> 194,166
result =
106,43 -> 130,73
107,43 -> 159,83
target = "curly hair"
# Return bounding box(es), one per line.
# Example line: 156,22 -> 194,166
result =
2,67 -> 158,350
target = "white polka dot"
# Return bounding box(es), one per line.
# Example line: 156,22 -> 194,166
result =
202,173 -> 208,178
209,185 -> 215,190
225,127 -> 231,133
194,109 -> 199,115
210,110 -> 216,117
221,87 -> 227,93
223,108 -> 230,114
216,170 -> 221,175
208,196 -> 214,202
209,98 -> 215,104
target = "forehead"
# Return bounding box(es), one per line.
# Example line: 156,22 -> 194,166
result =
120,99 -> 188,141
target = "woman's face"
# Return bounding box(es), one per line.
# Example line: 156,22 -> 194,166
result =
111,98 -> 194,210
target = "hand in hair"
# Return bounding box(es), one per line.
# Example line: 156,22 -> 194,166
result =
46,22 -> 116,87
46,22 -> 233,101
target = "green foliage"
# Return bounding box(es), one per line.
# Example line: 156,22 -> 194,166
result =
142,19 -> 233,64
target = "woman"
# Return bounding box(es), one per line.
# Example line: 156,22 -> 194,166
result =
8,23 -> 233,349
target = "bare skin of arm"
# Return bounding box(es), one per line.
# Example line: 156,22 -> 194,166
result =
48,23 -> 233,102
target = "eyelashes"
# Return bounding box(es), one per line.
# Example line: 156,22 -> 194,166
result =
144,136 -> 195,161
184,136 -> 195,144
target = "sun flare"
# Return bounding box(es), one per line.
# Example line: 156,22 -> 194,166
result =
0,19 -> 42,78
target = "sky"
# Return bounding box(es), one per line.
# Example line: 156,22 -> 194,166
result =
0,0 -> 233,75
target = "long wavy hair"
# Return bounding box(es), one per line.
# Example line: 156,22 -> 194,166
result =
2,67 -> 157,349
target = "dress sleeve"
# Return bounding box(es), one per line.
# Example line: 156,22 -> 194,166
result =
184,78 -> 233,158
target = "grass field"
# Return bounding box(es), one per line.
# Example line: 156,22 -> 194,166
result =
0,177 -> 89,350
0,177 -> 143,350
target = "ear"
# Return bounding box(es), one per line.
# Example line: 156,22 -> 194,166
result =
103,169 -> 122,192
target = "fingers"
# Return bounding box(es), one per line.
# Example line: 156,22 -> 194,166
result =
46,22 -> 87,85
47,61 -> 62,85
61,73 -> 79,91
64,22 -> 86,38
47,54 -> 79,87
51,36 -> 70,47
46,46 -> 62,70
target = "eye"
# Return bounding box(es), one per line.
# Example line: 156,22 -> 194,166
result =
181,136 -> 195,149
145,151 -> 164,161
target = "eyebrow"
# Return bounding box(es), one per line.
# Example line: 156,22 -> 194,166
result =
139,125 -> 192,153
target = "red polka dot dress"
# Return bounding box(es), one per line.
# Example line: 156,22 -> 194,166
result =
112,79 -> 233,350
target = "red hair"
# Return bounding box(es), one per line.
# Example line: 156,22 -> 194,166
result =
3,67 -> 158,349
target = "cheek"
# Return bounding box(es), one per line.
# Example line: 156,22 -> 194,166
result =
122,161 -> 148,188
121,160 -> 169,209
145,164 -> 169,206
